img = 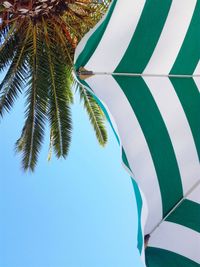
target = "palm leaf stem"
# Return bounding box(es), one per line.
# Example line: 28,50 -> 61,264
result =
26,24 -> 37,168
53,16 -> 76,49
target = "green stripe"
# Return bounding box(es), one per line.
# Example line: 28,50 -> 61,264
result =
168,2 -> 200,160
115,0 -> 172,73
145,247 -> 199,267
166,199 -> 200,233
122,147 -> 132,173
169,2 -> 200,160
75,0 -> 117,70
122,148 -> 145,254
114,76 -> 183,217
131,178 -> 143,254
170,78 -> 200,160
170,1 -> 200,75
122,148 -> 143,253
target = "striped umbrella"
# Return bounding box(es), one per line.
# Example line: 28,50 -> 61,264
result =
74,1 -> 200,266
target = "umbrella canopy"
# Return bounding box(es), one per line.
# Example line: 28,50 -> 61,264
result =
74,0 -> 200,266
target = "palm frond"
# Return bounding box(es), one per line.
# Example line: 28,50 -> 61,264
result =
64,66 -> 74,104
52,21 -> 74,104
16,24 -> 49,171
0,21 -> 23,71
78,85 -> 107,146
0,31 -> 18,71
0,0 -> 110,170
53,19 -> 74,64
0,23 -> 31,117
43,19 -> 72,158
0,22 -> 16,46
47,129 -> 54,162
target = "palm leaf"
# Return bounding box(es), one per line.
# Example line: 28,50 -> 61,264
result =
0,0 -> 110,171
78,85 -> 107,146
0,22 -> 16,46
0,23 -> 31,117
0,31 -> 19,71
16,24 -> 49,171
0,22 -> 22,71
43,19 -> 72,158
53,19 -> 74,64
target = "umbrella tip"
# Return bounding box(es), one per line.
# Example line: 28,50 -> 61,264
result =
77,67 -> 94,80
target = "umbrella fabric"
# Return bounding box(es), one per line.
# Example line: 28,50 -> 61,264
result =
74,0 -> 200,266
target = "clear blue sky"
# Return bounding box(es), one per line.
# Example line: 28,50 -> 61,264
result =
0,86 -> 143,266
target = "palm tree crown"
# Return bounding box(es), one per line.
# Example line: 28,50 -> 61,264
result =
0,0 -> 109,171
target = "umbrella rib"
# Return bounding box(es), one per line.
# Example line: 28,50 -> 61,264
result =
149,179 -> 200,236
77,68 -> 200,79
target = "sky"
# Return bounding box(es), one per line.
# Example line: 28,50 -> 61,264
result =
0,87 -> 143,267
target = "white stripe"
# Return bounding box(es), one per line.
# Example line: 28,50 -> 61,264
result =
144,0 -> 197,74
187,183 -> 200,204
139,188 -> 148,263
105,108 -> 120,142
194,60 -> 200,93
86,75 -> 162,234
149,221 -> 200,263
122,171 -> 147,264
144,77 -> 200,196
74,2 -> 112,62
85,0 -> 145,72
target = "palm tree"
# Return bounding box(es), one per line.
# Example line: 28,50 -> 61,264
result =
0,0 -> 109,171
